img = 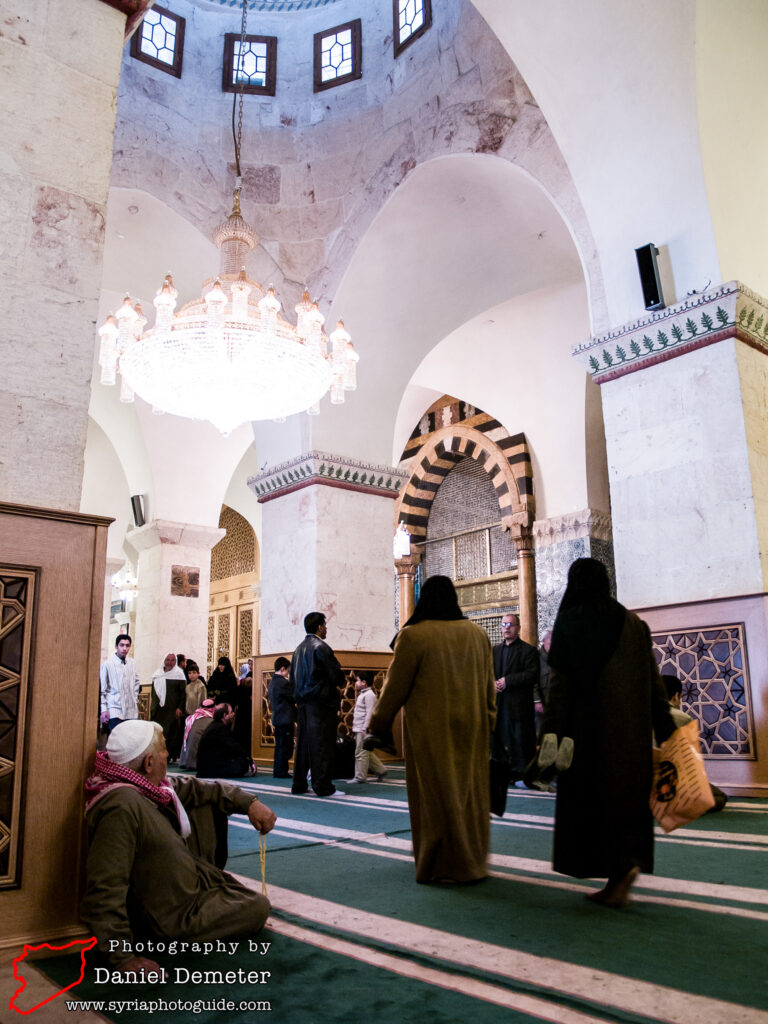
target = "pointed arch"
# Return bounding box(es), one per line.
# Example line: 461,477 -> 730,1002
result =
395,423 -> 534,541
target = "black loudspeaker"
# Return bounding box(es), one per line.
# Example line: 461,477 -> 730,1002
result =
635,243 -> 665,311
130,494 -> 145,528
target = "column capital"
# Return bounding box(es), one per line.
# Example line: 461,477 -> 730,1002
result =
248,450 -> 409,504
127,519 -> 225,553
395,551 -> 422,576
507,522 -> 534,552
573,280 -> 768,384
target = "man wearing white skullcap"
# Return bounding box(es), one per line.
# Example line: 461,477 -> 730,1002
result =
82,720 -> 276,975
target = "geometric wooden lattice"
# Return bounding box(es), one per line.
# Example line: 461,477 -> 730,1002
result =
652,623 -> 754,759
0,568 -> 36,887
238,607 -> 253,661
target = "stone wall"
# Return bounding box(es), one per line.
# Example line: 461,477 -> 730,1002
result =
0,0 -> 124,510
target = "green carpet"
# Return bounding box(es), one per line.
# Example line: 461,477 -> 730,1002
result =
32,770 -> 768,1023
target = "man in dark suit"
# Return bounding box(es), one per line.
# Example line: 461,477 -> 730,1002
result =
491,613 -> 539,781
290,612 -> 344,798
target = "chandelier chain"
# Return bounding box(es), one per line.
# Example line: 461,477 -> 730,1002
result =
232,0 -> 249,178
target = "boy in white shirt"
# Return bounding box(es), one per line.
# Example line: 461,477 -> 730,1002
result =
348,671 -> 387,784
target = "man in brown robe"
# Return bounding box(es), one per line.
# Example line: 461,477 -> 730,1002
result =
370,576 -> 496,884
82,720 -> 276,974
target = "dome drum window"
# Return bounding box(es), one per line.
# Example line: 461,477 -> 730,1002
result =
313,19 -> 362,92
129,4 -> 185,78
222,33 -> 277,96
394,0 -> 432,57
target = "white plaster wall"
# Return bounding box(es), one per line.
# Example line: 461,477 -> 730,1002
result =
474,0 -> 721,329
0,0 -> 124,510
601,340 -> 761,607
696,1 -> 768,298
131,525 -> 223,681
260,485 -> 395,654
80,418 -> 133,561
398,281 -> 599,519
320,154 -> 585,467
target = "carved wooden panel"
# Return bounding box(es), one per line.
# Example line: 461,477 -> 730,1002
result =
0,568 -> 35,889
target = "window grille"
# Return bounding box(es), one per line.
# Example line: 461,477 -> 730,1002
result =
314,19 -> 362,92
393,0 -> 432,57
222,33 -> 277,96
130,4 -> 185,78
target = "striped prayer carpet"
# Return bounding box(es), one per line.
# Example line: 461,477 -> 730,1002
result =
30,766 -> 768,1023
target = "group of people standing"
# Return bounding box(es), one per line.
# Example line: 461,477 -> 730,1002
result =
266,614 -> 388,794
99,640 -> 255,777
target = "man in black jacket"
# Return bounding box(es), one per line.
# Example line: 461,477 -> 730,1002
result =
491,613 -> 539,782
290,612 -> 344,797
267,656 -> 296,778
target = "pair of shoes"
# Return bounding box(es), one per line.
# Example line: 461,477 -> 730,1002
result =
374,771 -> 387,781
531,780 -> 555,793
345,778 -> 365,784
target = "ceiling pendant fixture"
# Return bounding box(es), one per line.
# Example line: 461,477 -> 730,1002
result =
97,1 -> 358,435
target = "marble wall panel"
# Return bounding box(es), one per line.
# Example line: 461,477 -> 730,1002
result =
260,482 -> 395,654
602,339 -> 762,607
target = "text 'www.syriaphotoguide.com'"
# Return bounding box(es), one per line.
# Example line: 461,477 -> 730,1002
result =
65,998 -> 271,1014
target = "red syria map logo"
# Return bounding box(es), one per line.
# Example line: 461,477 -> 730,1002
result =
9,937 -> 97,1015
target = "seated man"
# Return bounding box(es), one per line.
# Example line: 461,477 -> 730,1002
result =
197,704 -> 255,780
81,720 -> 275,974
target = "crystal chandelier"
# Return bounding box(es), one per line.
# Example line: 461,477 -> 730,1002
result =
97,3 -> 359,435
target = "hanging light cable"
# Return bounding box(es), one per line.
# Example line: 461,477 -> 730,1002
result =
97,0 -> 359,435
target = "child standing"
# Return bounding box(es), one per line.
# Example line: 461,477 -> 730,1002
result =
348,671 -> 387,783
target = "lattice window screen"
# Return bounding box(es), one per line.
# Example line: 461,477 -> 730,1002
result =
490,525 -> 517,573
455,531 -> 489,580
216,612 -> 232,662
238,608 -> 253,661
207,615 -> 214,677
211,506 -> 256,582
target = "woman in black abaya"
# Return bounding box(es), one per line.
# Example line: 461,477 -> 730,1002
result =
544,558 -> 675,907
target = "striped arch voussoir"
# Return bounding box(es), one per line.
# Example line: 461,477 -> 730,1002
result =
395,426 -> 534,542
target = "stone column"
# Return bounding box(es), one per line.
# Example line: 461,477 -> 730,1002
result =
249,452 -> 409,654
0,0 -> 125,511
395,551 -> 422,627
574,280 -> 768,794
509,526 -> 537,646
128,520 -> 224,683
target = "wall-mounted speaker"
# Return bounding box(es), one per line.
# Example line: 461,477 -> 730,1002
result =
635,243 -> 665,311
130,494 -> 145,528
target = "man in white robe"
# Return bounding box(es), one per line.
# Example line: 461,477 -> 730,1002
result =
100,634 -> 141,732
